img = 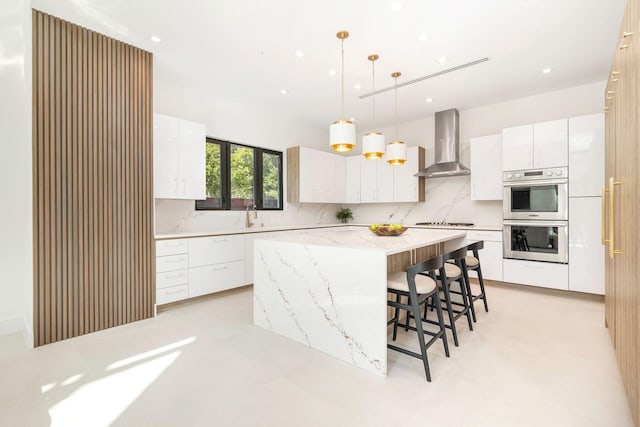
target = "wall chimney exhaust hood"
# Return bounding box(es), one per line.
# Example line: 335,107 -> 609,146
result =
415,108 -> 470,178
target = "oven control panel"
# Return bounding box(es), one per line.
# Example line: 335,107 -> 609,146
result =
503,167 -> 567,182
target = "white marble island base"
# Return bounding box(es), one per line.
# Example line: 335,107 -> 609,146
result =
253,227 -> 466,376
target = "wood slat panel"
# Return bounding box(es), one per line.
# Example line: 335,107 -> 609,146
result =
32,10 -> 155,347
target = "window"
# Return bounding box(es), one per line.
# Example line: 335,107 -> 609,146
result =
196,138 -> 283,211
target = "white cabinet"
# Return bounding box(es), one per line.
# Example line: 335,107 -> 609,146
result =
378,161 -> 394,202
502,125 -> 533,171
345,155 -> 361,203
533,119 -> 568,168
502,119 -> 568,171
189,261 -> 245,298
470,135 -> 503,200
393,147 -> 425,203
569,198 -> 604,294
466,230 -> 503,281
335,156 -> 347,203
153,113 -> 206,200
360,159 -> 395,203
297,147 -> 339,203
503,259 -> 568,290
569,114 -> 605,197
155,234 -> 248,306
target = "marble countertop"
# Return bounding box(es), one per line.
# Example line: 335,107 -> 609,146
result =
155,223 -> 502,240
254,227 -> 467,255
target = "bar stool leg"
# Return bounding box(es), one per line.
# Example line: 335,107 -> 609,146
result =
433,291 -> 450,357
461,261 -> 477,323
392,293 -> 401,341
410,294 -> 432,382
439,268 -> 459,347
456,264 -> 474,331
475,258 -> 489,312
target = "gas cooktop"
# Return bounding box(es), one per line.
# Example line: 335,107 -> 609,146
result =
415,222 -> 475,227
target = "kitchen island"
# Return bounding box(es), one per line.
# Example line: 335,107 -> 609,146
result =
253,226 -> 467,376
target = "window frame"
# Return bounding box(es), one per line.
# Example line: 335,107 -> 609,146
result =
195,138 -> 283,211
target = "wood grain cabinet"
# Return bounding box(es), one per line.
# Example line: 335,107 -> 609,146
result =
153,113 -> 206,200
603,0 -> 640,423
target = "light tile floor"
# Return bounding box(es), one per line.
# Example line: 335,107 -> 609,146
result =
0,282 -> 633,427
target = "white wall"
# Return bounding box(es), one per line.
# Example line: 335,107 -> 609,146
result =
0,0 -> 33,346
157,80 -> 606,232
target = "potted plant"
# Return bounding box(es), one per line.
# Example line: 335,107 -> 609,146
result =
336,207 -> 354,224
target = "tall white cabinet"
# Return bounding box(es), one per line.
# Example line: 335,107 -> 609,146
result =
568,113 -> 605,295
153,113 -> 206,200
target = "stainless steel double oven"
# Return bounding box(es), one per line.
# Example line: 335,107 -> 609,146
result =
503,167 -> 568,264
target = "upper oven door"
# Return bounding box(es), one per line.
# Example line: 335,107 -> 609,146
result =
503,179 -> 568,220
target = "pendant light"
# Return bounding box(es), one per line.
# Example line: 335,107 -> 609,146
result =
330,31 -> 356,152
362,54 -> 385,160
386,71 -> 407,165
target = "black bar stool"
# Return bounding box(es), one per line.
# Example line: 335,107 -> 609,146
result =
424,246 -> 474,346
465,240 -> 489,313
387,255 -> 450,382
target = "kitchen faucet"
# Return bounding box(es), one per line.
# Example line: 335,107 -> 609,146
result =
245,204 -> 257,228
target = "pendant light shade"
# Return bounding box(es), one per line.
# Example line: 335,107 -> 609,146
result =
387,71 -> 407,165
362,54 -> 385,160
330,31 -> 356,152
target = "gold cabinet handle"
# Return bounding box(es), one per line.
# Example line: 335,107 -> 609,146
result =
602,187 -> 609,245
608,177 -> 623,258
620,43 -> 629,49
623,31 -> 633,38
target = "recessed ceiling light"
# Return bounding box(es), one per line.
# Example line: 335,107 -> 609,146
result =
425,98 -> 433,103
390,2 -> 403,11
542,67 -> 553,74
437,56 -> 447,63
350,117 -> 356,122
295,50 -> 304,58
354,84 -> 362,90
328,69 -> 337,76
280,89 -> 288,95
418,34 -> 429,42
150,35 -> 161,43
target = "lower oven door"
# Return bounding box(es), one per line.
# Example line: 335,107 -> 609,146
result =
503,220 -> 568,264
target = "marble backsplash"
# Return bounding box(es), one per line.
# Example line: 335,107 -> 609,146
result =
154,175 -> 503,234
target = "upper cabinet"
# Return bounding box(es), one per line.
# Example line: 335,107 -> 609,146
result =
287,146 -> 425,204
502,119 -> 568,171
470,134 -> 502,200
153,113 -> 206,199
393,147 -> 426,203
502,125 -> 533,170
568,113 -> 604,197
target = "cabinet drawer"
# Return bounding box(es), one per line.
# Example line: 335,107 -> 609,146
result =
503,259 -> 568,290
467,230 -> 502,243
156,269 -> 189,289
189,260 -> 245,298
156,239 -> 189,257
189,236 -> 244,267
156,284 -> 189,305
156,254 -> 189,273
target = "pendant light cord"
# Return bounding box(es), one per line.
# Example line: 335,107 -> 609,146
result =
372,60 -> 376,130
394,76 -> 398,140
341,39 -> 345,119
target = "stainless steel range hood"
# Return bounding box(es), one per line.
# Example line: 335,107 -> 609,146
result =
415,108 -> 470,178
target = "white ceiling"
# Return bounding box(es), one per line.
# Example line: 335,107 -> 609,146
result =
32,0 -> 626,132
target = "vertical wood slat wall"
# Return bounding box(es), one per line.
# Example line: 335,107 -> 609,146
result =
32,10 -> 155,347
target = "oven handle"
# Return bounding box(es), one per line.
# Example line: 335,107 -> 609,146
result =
503,220 -> 568,227
503,179 -> 568,187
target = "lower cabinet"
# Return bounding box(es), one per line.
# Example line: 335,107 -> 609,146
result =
503,259 -> 568,290
466,230 -> 503,281
189,261 -> 245,298
155,234 -> 248,305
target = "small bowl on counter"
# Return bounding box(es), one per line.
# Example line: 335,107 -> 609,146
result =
369,224 -> 408,236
